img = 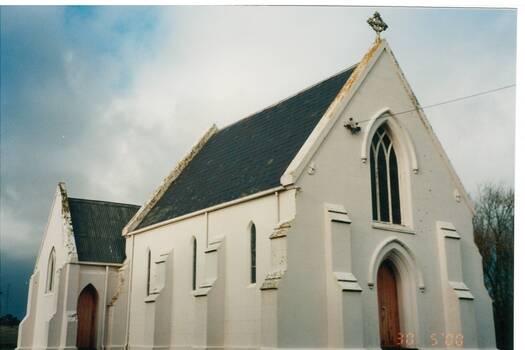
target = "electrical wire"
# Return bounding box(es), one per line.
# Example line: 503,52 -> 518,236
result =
355,83 -> 516,125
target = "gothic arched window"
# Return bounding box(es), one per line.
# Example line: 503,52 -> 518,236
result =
192,238 -> 197,291
46,248 -> 56,293
250,224 -> 256,284
370,124 -> 402,224
146,249 -> 152,296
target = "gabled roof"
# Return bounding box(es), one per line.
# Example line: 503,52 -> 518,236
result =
68,198 -> 140,263
136,66 -> 356,229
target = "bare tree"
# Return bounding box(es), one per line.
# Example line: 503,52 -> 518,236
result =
473,183 -> 514,350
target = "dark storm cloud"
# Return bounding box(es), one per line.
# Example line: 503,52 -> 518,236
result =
0,6 -> 161,317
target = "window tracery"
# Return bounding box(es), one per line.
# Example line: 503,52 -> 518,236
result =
370,124 -> 402,224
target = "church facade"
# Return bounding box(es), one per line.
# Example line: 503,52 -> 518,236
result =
17,37 -> 497,350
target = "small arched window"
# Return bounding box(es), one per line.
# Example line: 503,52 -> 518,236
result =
250,224 -> 256,284
146,249 -> 152,296
370,124 -> 402,224
46,248 -> 56,293
192,238 -> 197,291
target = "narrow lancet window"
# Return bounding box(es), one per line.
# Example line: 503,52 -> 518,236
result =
370,124 -> 402,224
146,249 -> 152,296
46,248 -> 56,293
192,238 -> 197,291
250,224 -> 256,284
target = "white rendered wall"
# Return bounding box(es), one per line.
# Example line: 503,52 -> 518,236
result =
105,265 -> 131,350
126,191 -> 295,350
276,47 -> 496,350
17,187 -> 72,350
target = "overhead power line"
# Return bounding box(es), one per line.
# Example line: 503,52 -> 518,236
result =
394,84 -> 516,116
357,83 -> 516,125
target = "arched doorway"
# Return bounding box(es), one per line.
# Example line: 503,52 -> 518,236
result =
377,260 -> 401,349
76,284 -> 98,349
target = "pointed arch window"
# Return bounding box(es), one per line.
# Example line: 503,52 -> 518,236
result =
146,249 -> 152,296
250,224 -> 256,284
370,124 -> 402,225
192,238 -> 197,291
46,248 -> 56,293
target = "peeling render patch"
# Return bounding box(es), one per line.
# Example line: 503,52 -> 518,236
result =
324,37 -> 383,121
260,269 -> 286,290
108,268 -> 126,307
58,182 -> 78,262
387,45 -> 422,117
269,221 -> 292,239
280,39 -> 384,186
261,220 -> 292,290
124,125 -> 219,235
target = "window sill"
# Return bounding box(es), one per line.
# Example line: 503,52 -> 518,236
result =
372,221 -> 415,235
191,290 -> 206,297
247,283 -> 257,289
144,293 -> 159,303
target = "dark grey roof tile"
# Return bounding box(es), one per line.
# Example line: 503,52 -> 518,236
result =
137,66 -> 355,229
68,198 -> 140,263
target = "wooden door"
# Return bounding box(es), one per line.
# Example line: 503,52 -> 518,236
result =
377,260 -> 401,349
76,284 -> 98,349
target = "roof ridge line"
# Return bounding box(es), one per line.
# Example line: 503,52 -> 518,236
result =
68,197 -> 140,208
218,64 -> 358,132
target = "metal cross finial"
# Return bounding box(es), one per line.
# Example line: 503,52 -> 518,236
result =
367,12 -> 388,37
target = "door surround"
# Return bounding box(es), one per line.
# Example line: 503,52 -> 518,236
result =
369,238 -> 422,348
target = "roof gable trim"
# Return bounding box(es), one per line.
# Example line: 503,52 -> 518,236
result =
58,182 -> 78,262
124,125 -> 219,235
383,43 -> 474,214
280,38 -> 385,186
280,38 -> 474,215
33,182 -> 78,270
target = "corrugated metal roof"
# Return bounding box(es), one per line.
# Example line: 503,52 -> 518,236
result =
137,66 -> 355,229
68,198 -> 140,263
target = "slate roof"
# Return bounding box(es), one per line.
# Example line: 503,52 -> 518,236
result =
68,198 -> 140,263
137,66 -> 356,229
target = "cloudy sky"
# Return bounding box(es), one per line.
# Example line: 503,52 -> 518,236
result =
0,6 -> 516,318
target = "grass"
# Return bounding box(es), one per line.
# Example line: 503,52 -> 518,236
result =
0,325 -> 18,350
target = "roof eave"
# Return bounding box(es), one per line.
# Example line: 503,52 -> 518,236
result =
123,124 -> 219,235
127,185 -> 297,236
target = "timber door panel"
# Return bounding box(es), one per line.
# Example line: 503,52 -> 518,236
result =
76,284 -> 98,350
377,260 -> 401,349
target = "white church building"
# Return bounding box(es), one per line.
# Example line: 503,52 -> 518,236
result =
17,23 -> 497,350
